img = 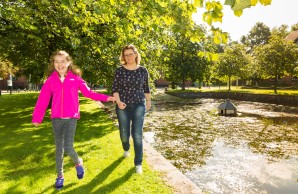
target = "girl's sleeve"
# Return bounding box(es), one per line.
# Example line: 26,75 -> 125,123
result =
112,68 -> 120,95
78,77 -> 109,102
32,78 -> 52,123
143,68 -> 150,93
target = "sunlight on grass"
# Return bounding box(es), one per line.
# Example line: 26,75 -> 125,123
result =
0,93 -> 173,194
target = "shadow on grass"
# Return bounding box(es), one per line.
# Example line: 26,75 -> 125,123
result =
63,157 -> 133,193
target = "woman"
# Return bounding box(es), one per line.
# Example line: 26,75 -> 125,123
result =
112,44 -> 151,174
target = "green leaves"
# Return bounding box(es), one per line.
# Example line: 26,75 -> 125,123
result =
203,1 -> 223,25
251,0 -> 258,6
224,0 -> 272,16
60,0 -> 71,6
259,0 -> 272,5
0,0 -> 278,87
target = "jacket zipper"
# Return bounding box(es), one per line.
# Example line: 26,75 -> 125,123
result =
61,83 -> 64,118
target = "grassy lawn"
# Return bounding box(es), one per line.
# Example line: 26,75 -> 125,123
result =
0,93 -> 173,194
167,86 -> 298,96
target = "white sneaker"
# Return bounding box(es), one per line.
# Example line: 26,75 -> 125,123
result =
136,165 -> 143,174
123,151 -> 130,158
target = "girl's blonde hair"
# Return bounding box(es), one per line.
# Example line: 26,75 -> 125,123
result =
48,50 -> 82,76
119,44 -> 141,65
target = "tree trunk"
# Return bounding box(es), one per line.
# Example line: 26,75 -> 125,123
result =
274,70 -> 278,94
182,77 -> 186,90
228,76 -> 231,91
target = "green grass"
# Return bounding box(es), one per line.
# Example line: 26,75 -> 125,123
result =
0,93 -> 173,194
167,86 -> 298,96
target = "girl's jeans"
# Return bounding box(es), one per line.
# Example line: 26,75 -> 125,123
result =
52,118 -> 80,177
116,102 -> 146,166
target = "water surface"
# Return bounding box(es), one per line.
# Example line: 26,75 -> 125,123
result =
142,91 -> 298,194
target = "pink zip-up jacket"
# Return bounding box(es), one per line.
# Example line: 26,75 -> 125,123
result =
32,71 -> 109,123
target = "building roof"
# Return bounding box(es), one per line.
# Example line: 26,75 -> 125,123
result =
218,99 -> 237,110
285,30 -> 298,41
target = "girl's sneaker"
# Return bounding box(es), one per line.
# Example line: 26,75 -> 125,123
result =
75,158 -> 84,179
55,176 -> 64,190
123,151 -> 130,158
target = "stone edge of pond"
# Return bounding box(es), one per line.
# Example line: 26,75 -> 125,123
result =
144,141 -> 203,194
166,91 -> 298,107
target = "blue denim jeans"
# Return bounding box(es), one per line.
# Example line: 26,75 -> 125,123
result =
116,102 -> 146,166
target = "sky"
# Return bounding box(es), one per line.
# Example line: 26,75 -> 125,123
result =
193,0 -> 298,41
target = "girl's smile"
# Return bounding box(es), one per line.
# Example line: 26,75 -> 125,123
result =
54,55 -> 70,76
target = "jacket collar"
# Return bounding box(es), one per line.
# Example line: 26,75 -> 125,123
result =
52,70 -> 74,78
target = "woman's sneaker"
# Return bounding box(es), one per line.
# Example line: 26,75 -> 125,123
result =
55,176 -> 64,190
136,165 -> 143,174
75,158 -> 84,179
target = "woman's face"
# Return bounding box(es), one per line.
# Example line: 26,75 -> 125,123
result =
54,55 -> 70,75
124,49 -> 136,65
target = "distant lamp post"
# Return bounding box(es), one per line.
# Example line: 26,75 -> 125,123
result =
8,74 -> 13,94
0,77 -> 3,96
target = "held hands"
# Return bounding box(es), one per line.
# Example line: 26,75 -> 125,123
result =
97,97 -> 116,109
107,96 -> 116,103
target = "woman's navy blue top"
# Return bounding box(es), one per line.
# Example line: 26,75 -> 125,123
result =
112,66 -> 150,104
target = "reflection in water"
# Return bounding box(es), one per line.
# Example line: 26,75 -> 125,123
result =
185,140 -> 298,194
142,91 -> 298,194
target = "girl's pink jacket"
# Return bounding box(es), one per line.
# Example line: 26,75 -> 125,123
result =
32,71 -> 109,123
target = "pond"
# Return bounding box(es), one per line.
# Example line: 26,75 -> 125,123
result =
141,91 -> 298,194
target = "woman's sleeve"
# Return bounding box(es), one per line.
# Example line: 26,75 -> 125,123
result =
143,68 -> 150,93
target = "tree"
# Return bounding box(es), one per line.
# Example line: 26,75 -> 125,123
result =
271,24 -> 290,38
241,22 -> 271,51
0,57 -> 19,79
216,43 -> 249,91
290,23 -> 298,31
0,0 -> 199,85
163,24 -> 208,90
254,35 -> 298,93
0,0 -> 273,87
0,58 -> 19,95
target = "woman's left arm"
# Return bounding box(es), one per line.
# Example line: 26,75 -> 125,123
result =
143,68 -> 151,111
145,93 -> 151,111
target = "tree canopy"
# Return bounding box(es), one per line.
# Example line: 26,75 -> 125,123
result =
254,34 -> 298,93
0,0 -> 273,84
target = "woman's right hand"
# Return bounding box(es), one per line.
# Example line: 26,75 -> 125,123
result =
117,101 -> 126,109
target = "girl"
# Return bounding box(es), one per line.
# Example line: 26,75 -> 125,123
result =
32,50 -> 115,189
112,44 -> 151,174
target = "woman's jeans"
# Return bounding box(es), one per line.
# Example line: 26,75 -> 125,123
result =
116,102 -> 146,166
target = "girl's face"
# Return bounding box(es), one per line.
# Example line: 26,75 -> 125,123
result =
54,55 -> 70,75
124,49 -> 136,65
